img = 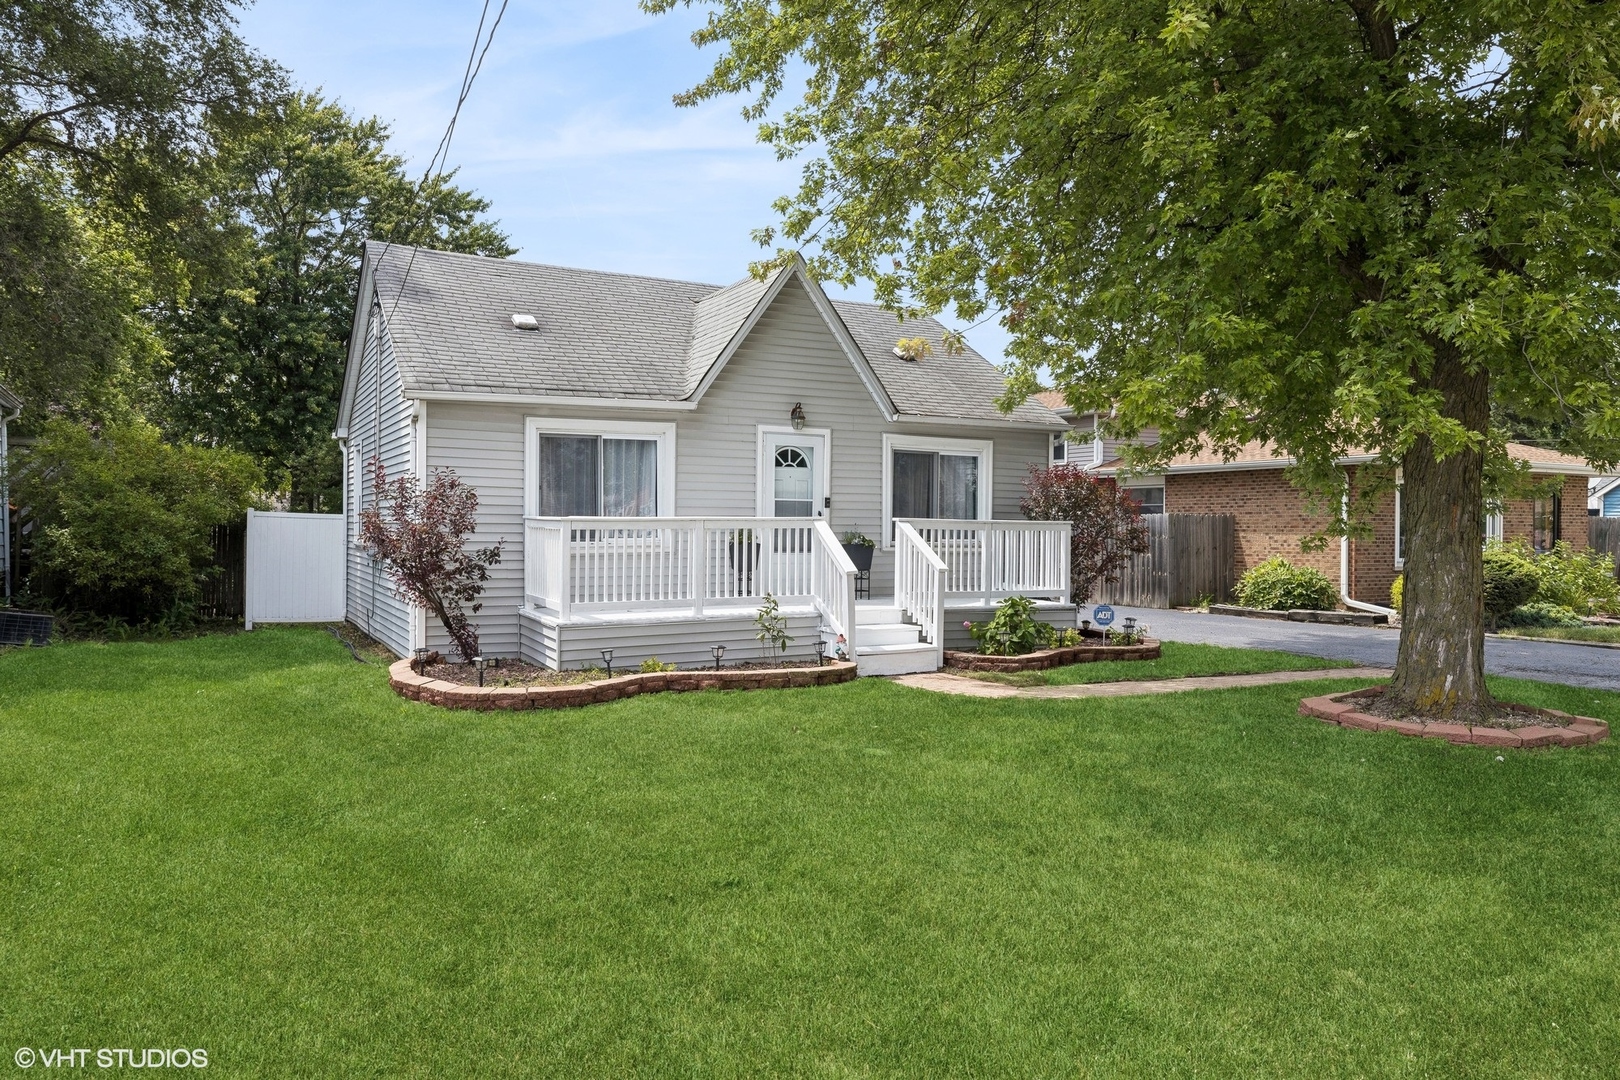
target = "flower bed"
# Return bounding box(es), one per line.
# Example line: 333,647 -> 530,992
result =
1299,686 -> 1609,748
390,657 -> 857,710
944,637 -> 1160,673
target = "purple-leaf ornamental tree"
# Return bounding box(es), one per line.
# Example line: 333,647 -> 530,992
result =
358,457 -> 503,662
1020,464 -> 1149,605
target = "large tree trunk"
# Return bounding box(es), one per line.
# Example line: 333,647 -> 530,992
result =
1387,346 -> 1491,716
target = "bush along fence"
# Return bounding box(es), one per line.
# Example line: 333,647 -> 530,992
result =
1093,513 -> 1235,609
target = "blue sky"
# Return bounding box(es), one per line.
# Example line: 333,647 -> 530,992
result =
235,0 -> 1013,362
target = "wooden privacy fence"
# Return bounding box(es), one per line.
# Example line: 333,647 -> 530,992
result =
1092,513 -> 1236,609
1593,518 -> 1620,580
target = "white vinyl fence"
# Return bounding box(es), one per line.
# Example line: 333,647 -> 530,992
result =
244,509 -> 346,630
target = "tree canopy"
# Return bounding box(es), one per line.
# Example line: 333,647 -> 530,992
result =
158,92 -> 514,511
653,0 -> 1620,715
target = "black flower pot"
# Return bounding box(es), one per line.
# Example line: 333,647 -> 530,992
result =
842,542 -> 875,572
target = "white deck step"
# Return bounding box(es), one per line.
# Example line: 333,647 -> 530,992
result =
856,603 -> 904,625
856,621 -> 922,647
854,640 -> 940,677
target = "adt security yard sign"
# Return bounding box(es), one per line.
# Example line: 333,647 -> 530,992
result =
1091,605 -> 1115,627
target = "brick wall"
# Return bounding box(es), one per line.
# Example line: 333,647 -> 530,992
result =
1498,475 -> 1589,551
1166,467 -> 1590,610
1165,468 -> 1341,587
1350,477 -> 1399,607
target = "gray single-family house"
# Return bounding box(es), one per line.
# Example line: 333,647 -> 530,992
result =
335,243 -> 1073,675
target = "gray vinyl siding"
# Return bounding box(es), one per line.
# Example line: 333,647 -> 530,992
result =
344,301 -> 415,657
1069,412 -> 1160,470
425,275 -> 1055,658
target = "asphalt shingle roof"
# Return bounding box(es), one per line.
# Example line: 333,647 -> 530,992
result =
365,242 -> 1062,425
1097,439 -> 1595,475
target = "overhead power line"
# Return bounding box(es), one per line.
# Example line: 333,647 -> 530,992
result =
378,0 -> 512,321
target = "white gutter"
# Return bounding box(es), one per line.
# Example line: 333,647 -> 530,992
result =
1341,483 -> 1396,618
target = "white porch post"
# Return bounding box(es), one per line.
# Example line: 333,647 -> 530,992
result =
689,521 -> 705,616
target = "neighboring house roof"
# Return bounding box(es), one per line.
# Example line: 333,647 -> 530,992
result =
346,242 -> 1063,430
0,383 -> 19,414
1591,475 -> 1620,507
1097,439 -> 1597,476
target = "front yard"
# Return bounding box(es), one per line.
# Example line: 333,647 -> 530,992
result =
3,628 -> 1619,1077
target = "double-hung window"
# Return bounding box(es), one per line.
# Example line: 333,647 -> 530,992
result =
526,419 -> 675,519
884,435 -> 991,543
1126,485 -> 1165,516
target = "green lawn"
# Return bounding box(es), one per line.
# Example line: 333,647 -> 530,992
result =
3,629 -> 1619,1078
1497,625 -> 1620,644
963,640 -> 1357,686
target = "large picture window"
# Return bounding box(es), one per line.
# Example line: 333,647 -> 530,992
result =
883,435 -> 992,543
525,419 -> 675,518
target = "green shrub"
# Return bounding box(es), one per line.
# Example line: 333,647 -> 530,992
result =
1234,557 -> 1337,612
639,657 -> 677,673
17,420 -> 262,622
967,595 -> 1054,655
1390,574 -> 1403,611
1531,542 -> 1620,615
1481,542 -> 1542,621
1500,601 -> 1585,629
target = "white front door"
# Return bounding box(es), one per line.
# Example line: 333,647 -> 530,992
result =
760,430 -> 827,518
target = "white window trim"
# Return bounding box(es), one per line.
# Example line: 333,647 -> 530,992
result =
881,433 -> 994,548
523,416 -> 677,518
1394,484 -> 1504,569
755,424 -> 833,519
1121,477 -> 1166,515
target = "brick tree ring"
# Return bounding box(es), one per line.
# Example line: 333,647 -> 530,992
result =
1299,686 -> 1609,748
389,657 -> 858,710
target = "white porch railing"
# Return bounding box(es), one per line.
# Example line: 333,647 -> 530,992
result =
894,520 -> 947,668
900,519 -> 1071,604
524,516 -> 858,651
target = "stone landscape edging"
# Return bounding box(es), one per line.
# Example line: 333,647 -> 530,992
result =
390,657 -> 857,710
943,637 -> 1160,672
1299,685 -> 1609,748
1210,604 -> 1388,627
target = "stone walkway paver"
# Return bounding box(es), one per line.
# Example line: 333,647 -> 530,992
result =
892,666 -> 1392,700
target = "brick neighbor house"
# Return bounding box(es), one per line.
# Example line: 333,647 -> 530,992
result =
1089,439 -> 1595,609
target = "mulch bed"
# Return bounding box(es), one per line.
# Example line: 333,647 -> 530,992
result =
391,657 -> 857,711
1299,686 -> 1609,749
944,636 -> 1160,672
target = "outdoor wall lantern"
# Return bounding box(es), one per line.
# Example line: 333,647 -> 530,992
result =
711,644 -> 727,670
789,402 -> 806,430
600,649 -> 614,678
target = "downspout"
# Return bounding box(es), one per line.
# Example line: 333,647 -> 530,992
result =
1341,480 -> 1396,618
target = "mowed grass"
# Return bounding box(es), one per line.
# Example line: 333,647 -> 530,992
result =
964,640 -> 1357,687
1497,625 -> 1620,644
3,629 -> 1620,1078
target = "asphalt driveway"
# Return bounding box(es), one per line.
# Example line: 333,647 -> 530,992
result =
1103,606 -> 1619,692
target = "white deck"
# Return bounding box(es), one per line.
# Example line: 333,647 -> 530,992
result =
519,516 -> 1071,676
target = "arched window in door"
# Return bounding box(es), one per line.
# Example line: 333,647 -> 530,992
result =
773,445 -> 813,517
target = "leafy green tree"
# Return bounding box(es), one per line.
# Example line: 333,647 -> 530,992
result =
159,92 -> 514,511
0,0 -> 279,417
17,419 -> 262,622
653,0 -> 1620,718
0,162 -> 162,420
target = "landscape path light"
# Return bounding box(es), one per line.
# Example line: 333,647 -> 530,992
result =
711,644 -> 727,671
